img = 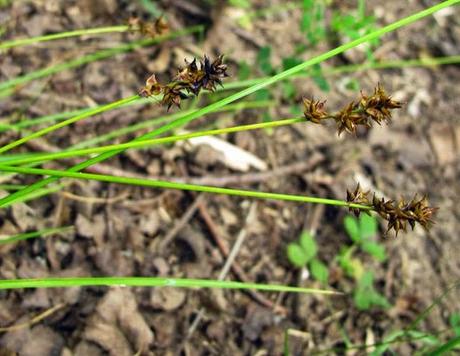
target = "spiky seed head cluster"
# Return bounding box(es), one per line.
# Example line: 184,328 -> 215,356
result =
139,55 -> 229,109
346,184 -> 438,236
127,16 -> 169,38
303,84 -> 403,135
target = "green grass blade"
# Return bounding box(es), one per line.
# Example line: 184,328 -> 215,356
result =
0,226 -> 73,244
223,55 -> 460,91
2,55 -> 457,135
0,26 -> 203,95
428,335 -> 460,356
3,118 -> 303,165
0,97 -> 156,134
68,100 -> 272,150
0,164 -> 371,211
0,95 -> 140,154
0,0 -> 456,208
0,184 -> 26,190
0,26 -> 129,50
1,183 -> 64,208
0,276 -> 340,294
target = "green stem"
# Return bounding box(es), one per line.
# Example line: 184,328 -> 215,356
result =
0,184 -> 26,190
0,0 -> 456,208
223,55 -> 460,91
0,276 -> 339,294
0,26 -> 203,94
0,95 -> 141,154
3,118 -> 303,165
0,164 -> 372,211
2,55 -> 458,134
0,26 -> 129,50
67,100 -> 272,150
0,226 -> 73,245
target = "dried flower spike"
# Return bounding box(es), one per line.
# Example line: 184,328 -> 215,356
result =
360,83 -> 402,125
139,54 -> 229,110
303,84 -> 403,136
346,184 -> 438,236
303,98 -> 329,124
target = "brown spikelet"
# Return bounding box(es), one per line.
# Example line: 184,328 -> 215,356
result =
302,98 -> 328,124
303,84 -> 403,135
139,54 -> 229,110
346,183 -> 437,236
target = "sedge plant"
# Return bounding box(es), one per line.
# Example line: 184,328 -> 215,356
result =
0,0 -> 457,299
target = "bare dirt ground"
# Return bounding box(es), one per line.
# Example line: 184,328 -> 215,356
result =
0,0 -> 459,355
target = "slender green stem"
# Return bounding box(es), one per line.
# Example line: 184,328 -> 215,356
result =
0,95 -> 141,154
428,335 -> 460,356
3,118 -> 303,165
0,0 -> 456,208
0,26 -> 203,94
0,97 -> 156,133
2,55 -> 458,134
223,55 -> 460,91
68,100 -> 272,150
0,276 -> 340,294
0,26 -> 129,50
0,184 -> 26,190
0,226 -> 73,245
0,164 -> 372,211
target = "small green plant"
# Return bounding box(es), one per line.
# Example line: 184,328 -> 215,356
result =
371,311 -> 460,355
337,213 -> 390,310
287,231 -> 329,284
300,0 -> 328,48
353,271 -> 390,310
344,213 -> 386,262
331,0 -> 379,61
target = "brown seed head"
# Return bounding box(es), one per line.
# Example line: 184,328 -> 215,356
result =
360,83 -> 402,125
139,54 -> 229,110
346,184 -> 437,236
302,98 -> 328,124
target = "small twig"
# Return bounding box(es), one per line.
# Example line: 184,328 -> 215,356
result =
58,189 -> 130,204
89,153 -> 323,187
188,202 -> 278,341
157,194 -> 204,252
197,201 -> 288,315
0,303 -> 65,333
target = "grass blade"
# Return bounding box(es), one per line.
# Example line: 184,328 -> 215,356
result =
428,335 -> 460,356
0,95 -> 140,154
0,26 -> 203,95
0,276 -> 340,294
0,26 -> 129,50
0,164 -> 371,211
3,118 -> 303,165
0,226 -> 73,245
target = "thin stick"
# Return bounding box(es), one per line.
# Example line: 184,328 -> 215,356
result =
158,195 -> 204,252
188,203 -> 281,338
0,303 -> 65,332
